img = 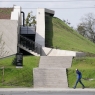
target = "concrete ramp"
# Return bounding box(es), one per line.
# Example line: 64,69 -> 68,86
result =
39,56 -> 73,68
33,68 -> 68,88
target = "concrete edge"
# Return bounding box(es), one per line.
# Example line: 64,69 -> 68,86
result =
0,88 -> 95,92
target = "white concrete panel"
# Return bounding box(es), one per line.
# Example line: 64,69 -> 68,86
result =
35,8 -> 55,46
11,6 -> 22,26
35,9 -> 45,46
42,47 -> 76,56
0,20 -> 18,58
11,12 -> 19,21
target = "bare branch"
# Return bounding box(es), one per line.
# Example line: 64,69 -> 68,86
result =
77,13 -> 95,43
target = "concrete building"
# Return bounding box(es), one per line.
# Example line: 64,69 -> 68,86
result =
35,8 -> 54,46
0,5 -> 85,58
0,5 -> 85,88
0,6 -> 21,58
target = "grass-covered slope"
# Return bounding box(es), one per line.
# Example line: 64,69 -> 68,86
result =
45,16 -> 95,54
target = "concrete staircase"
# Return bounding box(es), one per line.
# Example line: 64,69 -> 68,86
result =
18,44 -> 40,56
33,56 -> 73,88
18,35 -> 42,56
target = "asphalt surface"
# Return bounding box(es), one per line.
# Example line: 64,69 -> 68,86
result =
0,88 -> 95,95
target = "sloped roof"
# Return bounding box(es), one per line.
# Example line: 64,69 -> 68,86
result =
0,8 -> 13,19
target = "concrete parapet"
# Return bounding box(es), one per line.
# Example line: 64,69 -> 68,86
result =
42,47 -> 85,57
42,47 -> 76,56
11,6 -> 22,25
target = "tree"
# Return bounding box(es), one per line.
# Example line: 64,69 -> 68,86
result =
25,11 -> 36,26
0,32 -> 8,58
77,13 -> 95,43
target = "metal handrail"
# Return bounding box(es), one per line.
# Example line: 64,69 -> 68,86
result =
19,35 -> 42,55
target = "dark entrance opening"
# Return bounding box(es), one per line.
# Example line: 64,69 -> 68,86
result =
21,34 -> 35,42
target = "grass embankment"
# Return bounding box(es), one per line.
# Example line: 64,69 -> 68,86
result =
46,16 -> 95,54
68,57 -> 95,88
0,56 -> 40,87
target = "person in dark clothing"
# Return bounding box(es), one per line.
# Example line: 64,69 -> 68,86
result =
73,69 -> 85,89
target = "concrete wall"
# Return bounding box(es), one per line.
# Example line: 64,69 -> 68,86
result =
35,9 -> 45,46
35,8 -> 55,46
0,20 -> 18,58
42,47 -> 85,57
0,6 -> 22,58
11,6 -> 22,55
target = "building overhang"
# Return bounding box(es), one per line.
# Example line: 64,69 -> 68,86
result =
45,8 -> 55,16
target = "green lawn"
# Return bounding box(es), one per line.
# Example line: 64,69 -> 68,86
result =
0,56 -> 95,88
0,56 -> 40,87
67,57 -> 95,88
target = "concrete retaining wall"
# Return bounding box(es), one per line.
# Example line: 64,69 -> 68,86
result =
0,20 -> 18,58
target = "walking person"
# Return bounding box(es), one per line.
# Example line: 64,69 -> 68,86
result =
73,69 -> 85,89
